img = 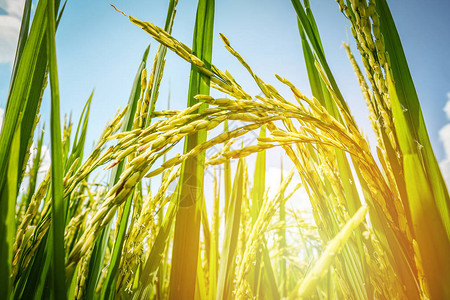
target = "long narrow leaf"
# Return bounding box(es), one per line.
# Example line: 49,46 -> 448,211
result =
47,0 -> 66,295
375,0 -> 450,238
169,0 -> 215,298
216,159 -> 244,300
387,69 -> 450,298
0,125 -> 21,296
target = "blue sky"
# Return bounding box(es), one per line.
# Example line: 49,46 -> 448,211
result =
1,0 -> 450,173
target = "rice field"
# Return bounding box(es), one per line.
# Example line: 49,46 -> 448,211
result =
1,0 -> 449,299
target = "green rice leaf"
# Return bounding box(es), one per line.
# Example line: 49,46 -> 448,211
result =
290,0 -> 350,115
223,121 -> 231,218
209,168 -> 220,300
47,0 -> 66,297
0,125 -> 21,297
216,159 -> 244,300
375,0 -> 450,238
0,2 -> 65,290
249,127 -> 267,296
145,0 -> 178,126
169,0 -> 215,298
100,194 -> 133,300
260,242 -> 281,300
387,69 -> 450,298
278,159 -> 287,297
66,91 -> 93,172
251,126 -> 266,220
10,0 -> 62,193
0,0 -> 47,209
9,0 -> 32,89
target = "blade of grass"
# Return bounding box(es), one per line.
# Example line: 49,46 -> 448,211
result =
249,127 -> 272,298
169,0 -> 214,298
66,91 -> 93,173
201,198 -> 211,272
99,193 -> 133,300
209,167 -> 220,300
278,158 -> 287,298
223,120 -> 231,219
259,241 -> 281,300
0,124 -> 21,296
0,1 -> 48,290
145,0 -> 178,125
291,0 -> 350,115
251,126 -> 266,217
47,0 -> 66,297
15,0 -> 62,192
375,0 -> 450,238
216,159 -> 244,300
298,20 -> 325,106
1,1 -> 65,292
9,0 -> 32,91
195,251 -> 207,300
387,69 -> 450,298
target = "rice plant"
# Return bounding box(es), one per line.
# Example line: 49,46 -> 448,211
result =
1,0 -> 449,299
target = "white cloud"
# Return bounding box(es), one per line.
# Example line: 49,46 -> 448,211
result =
0,0 -> 25,64
0,107 -> 3,129
1,0 -> 25,18
440,124 -> 450,159
439,93 -> 450,187
440,160 -> 450,190
444,92 -> 450,119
